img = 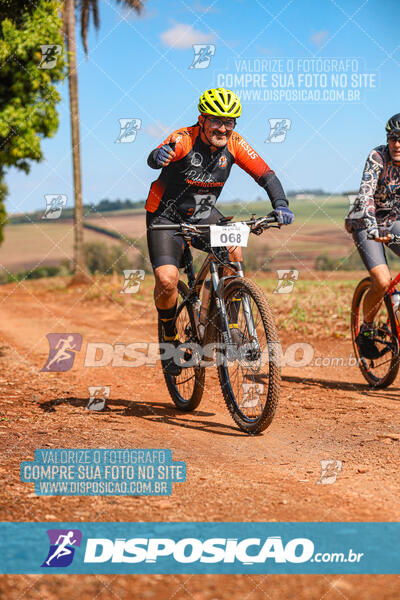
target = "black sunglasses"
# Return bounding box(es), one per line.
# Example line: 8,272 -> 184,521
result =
206,116 -> 236,130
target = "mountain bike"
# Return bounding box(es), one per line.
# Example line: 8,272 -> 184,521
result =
150,214 -> 282,435
351,233 -> 400,388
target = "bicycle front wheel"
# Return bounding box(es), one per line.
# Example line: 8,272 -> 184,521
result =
216,277 -> 281,435
158,280 -> 205,411
351,277 -> 399,388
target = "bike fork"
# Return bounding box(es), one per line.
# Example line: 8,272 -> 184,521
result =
230,261 -> 259,343
210,263 -> 237,361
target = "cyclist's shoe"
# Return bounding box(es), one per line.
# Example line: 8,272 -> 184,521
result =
356,326 -> 381,360
162,334 -> 182,377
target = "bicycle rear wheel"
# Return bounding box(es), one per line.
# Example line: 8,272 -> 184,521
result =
351,277 -> 400,388
158,280 -> 205,411
216,277 -> 281,434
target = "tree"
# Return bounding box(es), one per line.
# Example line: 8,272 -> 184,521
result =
62,0 -> 146,283
0,0 -> 65,244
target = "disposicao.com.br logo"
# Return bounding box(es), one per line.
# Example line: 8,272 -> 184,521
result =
82,536 -> 362,565
38,531 -> 364,571
41,529 -> 82,567
84,536 -> 312,564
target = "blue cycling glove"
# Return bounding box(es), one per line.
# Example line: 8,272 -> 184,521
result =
155,144 -> 174,167
273,206 -> 294,225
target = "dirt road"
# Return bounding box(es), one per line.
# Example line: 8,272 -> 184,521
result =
0,279 -> 399,598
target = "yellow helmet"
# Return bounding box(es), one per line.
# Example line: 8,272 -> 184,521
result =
198,87 -> 242,118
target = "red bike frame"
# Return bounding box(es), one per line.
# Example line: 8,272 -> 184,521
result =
386,272 -> 400,336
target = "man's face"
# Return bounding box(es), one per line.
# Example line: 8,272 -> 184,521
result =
200,114 -> 236,148
388,133 -> 400,163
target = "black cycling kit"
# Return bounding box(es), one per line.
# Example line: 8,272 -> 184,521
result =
345,144 -> 400,270
146,124 -> 288,269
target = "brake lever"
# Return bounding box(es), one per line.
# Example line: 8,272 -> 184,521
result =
250,216 -> 280,235
173,224 -> 201,241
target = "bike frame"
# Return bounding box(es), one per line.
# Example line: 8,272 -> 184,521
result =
386,271 -> 400,339
180,242 -> 259,356
150,215 -> 277,354
386,271 -> 400,296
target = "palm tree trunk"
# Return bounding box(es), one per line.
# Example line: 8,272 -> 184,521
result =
64,0 -> 89,283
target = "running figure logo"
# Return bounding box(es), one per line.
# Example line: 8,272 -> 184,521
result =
115,118 -> 141,143
265,119 -> 291,143
273,270 -> 299,294
191,193 -> 215,219
41,333 -> 82,372
241,383 -> 264,408
38,45 -> 62,69
346,193 -> 366,221
317,460 -> 342,484
87,386 -> 110,411
41,529 -> 82,568
120,270 -> 145,294
189,44 -> 216,69
42,194 -> 67,219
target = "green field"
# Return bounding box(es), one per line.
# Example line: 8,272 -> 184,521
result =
3,196 -> 400,275
218,195 -> 350,224
0,220 -> 138,274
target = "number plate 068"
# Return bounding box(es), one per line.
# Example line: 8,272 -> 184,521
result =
210,223 -> 250,247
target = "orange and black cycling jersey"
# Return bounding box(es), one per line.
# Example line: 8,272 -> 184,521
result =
145,124 -> 288,222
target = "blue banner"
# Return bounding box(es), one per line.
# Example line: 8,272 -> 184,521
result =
0,522 -> 398,574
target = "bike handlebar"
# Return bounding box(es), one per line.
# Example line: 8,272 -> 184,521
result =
149,215 -> 278,233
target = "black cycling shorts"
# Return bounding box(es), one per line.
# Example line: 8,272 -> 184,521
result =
352,219 -> 400,271
146,206 -> 225,270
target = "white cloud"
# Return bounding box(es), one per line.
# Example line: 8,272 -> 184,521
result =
310,30 -> 329,48
146,121 -> 170,139
161,22 -> 215,49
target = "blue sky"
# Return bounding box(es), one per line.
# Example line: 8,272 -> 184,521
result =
6,0 -> 400,213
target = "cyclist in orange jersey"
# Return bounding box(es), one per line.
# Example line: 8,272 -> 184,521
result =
146,87 -> 293,375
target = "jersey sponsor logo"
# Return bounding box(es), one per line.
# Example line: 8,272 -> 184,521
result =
186,169 -> 213,182
238,138 -> 258,160
168,133 -> 183,145
191,152 -> 203,167
218,155 -> 227,168
185,170 -> 225,187
186,179 -> 224,188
